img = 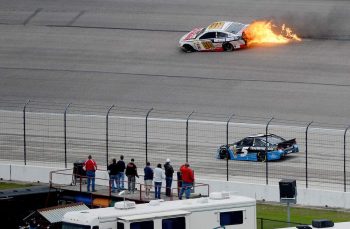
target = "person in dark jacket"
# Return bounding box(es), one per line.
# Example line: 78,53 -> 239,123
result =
143,161 -> 153,198
125,158 -> 139,193
107,158 -> 118,193
164,158 -> 174,196
116,155 -> 126,192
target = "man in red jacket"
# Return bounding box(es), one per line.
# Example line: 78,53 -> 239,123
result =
84,155 -> 97,192
178,162 -> 194,199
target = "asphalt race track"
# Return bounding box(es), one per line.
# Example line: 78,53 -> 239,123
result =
0,0 -> 350,124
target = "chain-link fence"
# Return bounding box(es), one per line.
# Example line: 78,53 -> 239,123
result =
1,99 -> 350,192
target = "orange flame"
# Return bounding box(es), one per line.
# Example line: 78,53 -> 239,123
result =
243,21 -> 301,46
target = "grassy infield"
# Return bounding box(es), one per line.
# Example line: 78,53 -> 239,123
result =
1,182 -> 349,228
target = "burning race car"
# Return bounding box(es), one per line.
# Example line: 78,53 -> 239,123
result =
217,134 -> 299,162
179,21 -> 249,52
179,21 -> 301,52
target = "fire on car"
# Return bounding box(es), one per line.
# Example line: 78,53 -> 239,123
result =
179,20 -> 301,52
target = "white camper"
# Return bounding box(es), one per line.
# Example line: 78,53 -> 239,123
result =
62,192 -> 256,229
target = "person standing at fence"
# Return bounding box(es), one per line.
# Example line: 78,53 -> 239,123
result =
107,158 -> 118,193
178,162 -> 194,200
126,158 -> 139,193
84,155 -> 97,192
116,155 -> 126,192
144,161 -> 153,198
154,163 -> 165,199
164,158 -> 174,197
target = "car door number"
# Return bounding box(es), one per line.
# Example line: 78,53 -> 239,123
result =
195,41 -> 214,50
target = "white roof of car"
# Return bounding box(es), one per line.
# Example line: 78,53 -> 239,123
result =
205,21 -> 247,33
205,21 -> 232,32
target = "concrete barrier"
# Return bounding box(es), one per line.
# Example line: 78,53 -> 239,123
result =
1,162 -> 350,209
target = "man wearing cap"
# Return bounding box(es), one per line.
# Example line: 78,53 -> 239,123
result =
178,162 -> 194,200
164,158 -> 174,197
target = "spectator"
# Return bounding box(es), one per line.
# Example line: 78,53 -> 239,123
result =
164,158 -> 174,197
116,155 -> 126,192
144,161 -> 153,198
107,158 -> 118,193
125,158 -> 139,193
154,163 -> 165,199
178,162 -> 194,200
84,155 -> 97,192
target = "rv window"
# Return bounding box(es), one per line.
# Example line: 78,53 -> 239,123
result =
130,220 -> 154,229
62,222 -> 91,229
162,217 -> 186,229
117,222 -> 125,229
220,210 -> 243,226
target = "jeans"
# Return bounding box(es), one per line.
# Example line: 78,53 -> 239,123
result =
116,172 -> 125,191
154,182 -> 162,199
110,175 -> 117,192
179,182 -> 192,199
165,176 -> 172,196
127,175 -> 136,192
86,170 -> 96,192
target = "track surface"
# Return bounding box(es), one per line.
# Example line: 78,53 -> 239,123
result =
0,0 -> 350,124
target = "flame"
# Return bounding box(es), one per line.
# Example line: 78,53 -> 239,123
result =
243,21 -> 301,46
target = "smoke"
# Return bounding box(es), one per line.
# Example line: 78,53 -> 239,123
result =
270,7 -> 350,40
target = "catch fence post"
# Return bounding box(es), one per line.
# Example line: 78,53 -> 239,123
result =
305,121 -> 313,188
186,111 -> 194,163
145,108 -> 153,163
226,113 -> 234,181
64,103 -> 71,168
265,117 -> 273,185
344,126 -> 350,192
23,100 -> 30,165
106,105 -> 115,168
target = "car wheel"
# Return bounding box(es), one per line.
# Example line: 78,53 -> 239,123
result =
257,152 -> 266,162
219,148 -> 229,159
182,44 -> 195,53
223,42 -> 234,51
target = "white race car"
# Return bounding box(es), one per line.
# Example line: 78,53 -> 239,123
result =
179,21 -> 249,52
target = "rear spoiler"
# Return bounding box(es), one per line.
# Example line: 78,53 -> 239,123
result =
277,138 -> 296,148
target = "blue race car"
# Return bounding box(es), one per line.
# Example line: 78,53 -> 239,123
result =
217,134 -> 299,162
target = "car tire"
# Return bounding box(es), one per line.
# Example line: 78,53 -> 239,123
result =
223,42 -> 234,51
219,148 -> 229,159
182,44 -> 195,53
257,152 -> 266,162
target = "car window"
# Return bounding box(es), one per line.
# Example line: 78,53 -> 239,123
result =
217,32 -> 228,38
225,22 -> 245,34
254,138 -> 265,147
267,135 -> 285,145
199,32 -> 216,40
235,140 -> 243,147
242,138 -> 253,146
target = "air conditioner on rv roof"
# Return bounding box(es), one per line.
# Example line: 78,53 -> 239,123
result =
209,192 -> 230,200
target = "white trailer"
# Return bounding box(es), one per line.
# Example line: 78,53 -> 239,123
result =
62,192 -> 256,229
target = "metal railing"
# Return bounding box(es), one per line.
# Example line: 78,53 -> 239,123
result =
1,99 -> 350,192
49,168 -> 209,202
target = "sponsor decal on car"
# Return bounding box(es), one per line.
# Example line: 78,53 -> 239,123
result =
183,28 -> 203,41
207,21 -> 225,30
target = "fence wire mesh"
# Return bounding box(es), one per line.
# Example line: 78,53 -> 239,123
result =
1,99 -> 350,192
